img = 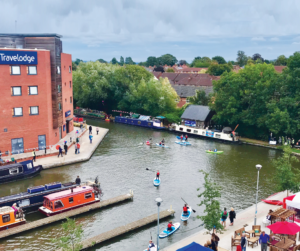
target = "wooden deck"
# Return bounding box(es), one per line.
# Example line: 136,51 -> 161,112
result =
80,208 -> 175,250
0,192 -> 133,240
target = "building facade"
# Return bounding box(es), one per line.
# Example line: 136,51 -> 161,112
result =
0,34 -> 73,154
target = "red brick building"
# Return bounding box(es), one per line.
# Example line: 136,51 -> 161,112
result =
0,34 -> 73,154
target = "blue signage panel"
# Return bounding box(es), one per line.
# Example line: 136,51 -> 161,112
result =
206,131 -> 214,137
185,120 -> 196,127
0,50 -> 38,65
65,110 -> 71,117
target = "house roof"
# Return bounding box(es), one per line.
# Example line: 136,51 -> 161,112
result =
172,85 -> 213,97
274,66 -> 286,73
181,105 -> 211,121
177,67 -> 208,73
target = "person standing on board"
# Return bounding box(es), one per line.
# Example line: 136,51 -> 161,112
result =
75,176 -> 81,185
32,149 -> 36,162
180,135 -> 184,142
156,170 -> 160,180
185,134 -> 188,141
259,231 -> 270,251
146,240 -> 156,251
229,207 -> 236,226
183,204 -> 189,215
161,138 -> 165,146
89,125 -> 92,134
220,207 -> 228,228
58,146 -> 63,157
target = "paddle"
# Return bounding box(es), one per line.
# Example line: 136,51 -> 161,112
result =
146,168 -> 155,173
181,197 -> 196,213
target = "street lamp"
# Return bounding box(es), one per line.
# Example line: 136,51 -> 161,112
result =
254,164 -> 262,225
155,198 -> 162,250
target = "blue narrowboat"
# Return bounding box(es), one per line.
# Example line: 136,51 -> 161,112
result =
0,182 -> 77,212
0,160 -> 42,184
115,115 -> 165,130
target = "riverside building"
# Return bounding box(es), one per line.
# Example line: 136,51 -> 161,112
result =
0,34 -> 73,154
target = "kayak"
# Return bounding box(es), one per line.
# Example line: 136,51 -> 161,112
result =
261,199 -> 283,206
175,141 -> 191,146
153,178 -> 161,187
146,141 -> 151,145
159,222 -> 180,238
206,150 -> 223,154
156,143 -> 169,148
176,136 -> 187,140
181,207 -> 192,221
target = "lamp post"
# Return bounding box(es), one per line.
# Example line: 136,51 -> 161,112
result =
254,164 -> 262,225
155,198 -> 162,250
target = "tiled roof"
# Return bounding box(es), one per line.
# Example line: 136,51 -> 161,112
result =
177,67 -> 208,73
172,85 -> 213,98
274,66 -> 286,73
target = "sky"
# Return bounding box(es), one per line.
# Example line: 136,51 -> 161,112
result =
0,0 -> 300,63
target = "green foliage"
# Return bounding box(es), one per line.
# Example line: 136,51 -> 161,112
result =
72,62 -> 77,71
125,57 -> 135,65
287,52 -> 300,70
207,63 -> 232,76
275,55 -> 287,66
120,56 -> 124,66
111,57 -> 118,64
212,56 -> 226,64
74,58 -> 83,65
236,50 -> 248,67
273,146 -> 300,196
157,54 -> 178,66
146,56 -> 158,67
197,171 -> 223,233
166,68 -> 175,72
52,218 -> 83,251
164,105 -> 186,124
191,57 -> 211,67
97,59 -> 107,63
187,90 -> 209,105
178,60 -> 188,66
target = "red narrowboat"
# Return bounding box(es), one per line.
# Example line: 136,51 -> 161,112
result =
38,186 -> 100,216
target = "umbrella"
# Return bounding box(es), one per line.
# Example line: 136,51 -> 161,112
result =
177,242 -> 211,251
267,221 -> 300,235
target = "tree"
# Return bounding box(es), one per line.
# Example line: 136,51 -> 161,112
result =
146,56 -> 157,67
275,55 -> 287,66
178,60 -> 187,66
197,171 -> 223,234
153,66 -> 164,72
157,54 -> 178,66
212,56 -> 226,64
252,53 -> 264,62
166,68 -> 175,72
188,90 -> 209,105
74,58 -> 83,65
236,51 -> 248,67
206,63 -> 232,76
190,57 -> 211,67
97,59 -> 107,63
52,218 -> 83,251
287,51 -> 300,70
72,62 -> 77,71
111,57 -> 118,64
120,56 -> 124,66
273,146 -> 300,196
125,57 -> 134,65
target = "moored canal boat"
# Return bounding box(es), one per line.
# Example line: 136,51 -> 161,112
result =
0,160 -> 42,184
115,115 -> 166,130
0,206 -> 26,231
38,185 -> 101,216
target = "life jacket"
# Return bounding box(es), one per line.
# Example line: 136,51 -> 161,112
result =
183,206 -> 187,212
180,136 -> 183,139
157,172 -> 160,176
168,223 -> 172,229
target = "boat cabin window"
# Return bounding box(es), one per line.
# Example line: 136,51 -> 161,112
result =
50,202 -> 53,210
27,163 -> 33,169
194,130 -> 198,133
85,193 -> 92,199
179,127 -> 183,131
187,129 -> 191,132
2,214 -> 10,223
69,197 -> 74,204
148,122 -> 151,126
9,167 -> 19,175
0,169 -> 9,177
54,200 -> 64,209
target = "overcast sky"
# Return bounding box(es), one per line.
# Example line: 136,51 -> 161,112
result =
1,0 -> 300,63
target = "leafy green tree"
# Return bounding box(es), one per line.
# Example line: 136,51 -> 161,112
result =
153,66 -> 164,72
111,57 -> 118,64
207,63 -> 232,76
252,53 -> 264,62
228,60 -> 236,65
178,60 -> 188,66
275,55 -> 287,66
187,90 -> 209,105
166,68 -> 175,72
287,51 -> 300,70
120,56 -> 124,66
236,50 -> 248,67
146,56 -> 158,67
97,59 -> 107,63
273,146 -> 300,196
52,218 -> 83,251
264,59 -> 271,64
74,58 -> 83,65
197,171 -> 223,234
72,62 -> 77,71
212,56 -> 226,64
125,57 -> 135,65
157,54 -> 178,66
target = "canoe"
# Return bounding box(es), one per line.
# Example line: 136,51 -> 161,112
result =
175,141 -> 191,146
206,150 -> 223,154
261,199 -> 283,206
181,207 -> 192,221
159,222 -> 180,238
156,143 -> 169,148
153,178 -> 161,187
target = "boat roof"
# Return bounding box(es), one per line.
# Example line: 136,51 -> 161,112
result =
44,186 -> 93,201
0,206 -> 13,214
0,163 -> 23,171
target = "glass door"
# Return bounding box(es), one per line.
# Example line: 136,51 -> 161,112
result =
38,135 -> 46,150
11,138 -> 24,154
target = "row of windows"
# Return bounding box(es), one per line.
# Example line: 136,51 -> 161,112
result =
12,86 -> 38,96
10,65 -> 71,75
13,107 -> 39,116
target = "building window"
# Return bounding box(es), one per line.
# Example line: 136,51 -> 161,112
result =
58,103 -> 62,111
13,107 -> 23,117
69,66 -> 71,73
57,66 -> 60,74
70,97 -> 72,103
70,81 -> 72,88
29,86 -> 38,95
30,106 -> 39,115
11,66 -> 20,75
11,138 -> 24,154
12,87 -> 22,96
57,85 -> 61,93
28,66 -> 37,75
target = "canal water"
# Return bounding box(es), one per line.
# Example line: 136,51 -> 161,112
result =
0,120 -> 294,250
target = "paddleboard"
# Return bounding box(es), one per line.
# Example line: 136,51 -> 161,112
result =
206,150 -> 223,154
181,207 -> 192,221
153,178 -> 161,187
159,222 -> 180,238
156,143 -> 169,148
175,141 -> 191,146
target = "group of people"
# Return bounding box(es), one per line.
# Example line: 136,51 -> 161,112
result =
58,140 -> 81,157
180,134 -> 188,141
220,207 -> 236,228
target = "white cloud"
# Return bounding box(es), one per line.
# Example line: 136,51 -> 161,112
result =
270,37 -> 279,41
251,37 -> 266,41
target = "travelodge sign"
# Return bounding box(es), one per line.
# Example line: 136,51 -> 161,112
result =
0,50 -> 38,65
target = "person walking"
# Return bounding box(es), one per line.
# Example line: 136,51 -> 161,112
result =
220,207 -> 228,228
89,126 -> 92,135
229,207 -> 236,226
80,123 -> 83,132
89,134 -> 93,144
58,146 -> 63,157
241,233 -> 247,251
77,143 -> 80,154
292,138 -> 295,148
75,143 -> 78,154
32,150 -> 36,162
75,176 -> 81,185
96,128 -> 99,135
64,142 -> 68,155
76,137 -> 79,144
212,233 -> 219,250
259,231 -> 270,251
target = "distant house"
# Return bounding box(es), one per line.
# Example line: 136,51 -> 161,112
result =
181,105 -> 214,128
274,66 -> 286,73
176,67 -> 208,73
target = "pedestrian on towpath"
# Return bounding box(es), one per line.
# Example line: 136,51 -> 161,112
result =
89,135 -> 93,144
96,128 -> 99,135
75,143 -> 78,154
58,146 -> 63,157
76,137 -> 79,144
241,233 -> 246,251
32,150 -> 36,162
89,126 -> 92,135
229,207 -> 236,226
80,123 -> 83,132
220,207 -> 228,228
64,142 -> 68,155
0,150 -> 4,164
259,231 -> 270,251
77,143 -> 80,154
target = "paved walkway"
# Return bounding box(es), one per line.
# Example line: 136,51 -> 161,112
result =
162,191 -> 293,251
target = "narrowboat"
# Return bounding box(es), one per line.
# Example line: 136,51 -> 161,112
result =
115,115 -> 165,130
0,206 -> 26,231
0,160 -> 42,184
38,185 -> 100,216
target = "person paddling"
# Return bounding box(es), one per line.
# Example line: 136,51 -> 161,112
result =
185,134 -> 188,141
183,204 -> 189,215
180,134 -> 184,142
167,221 -> 174,231
147,240 -> 156,251
156,170 -> 160,180
161,138 -> 165,146
214,149 -> 217,152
